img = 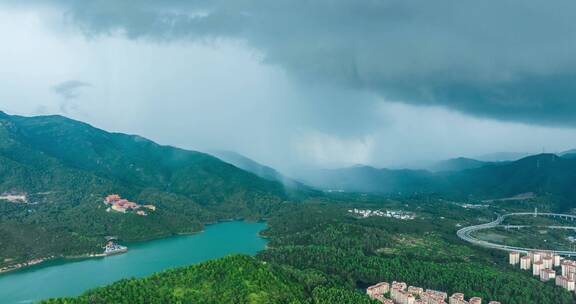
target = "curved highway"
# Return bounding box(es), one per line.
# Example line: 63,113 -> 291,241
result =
457,212 -> 576,256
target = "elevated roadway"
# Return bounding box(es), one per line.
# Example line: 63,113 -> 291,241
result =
457,212 -> 576,257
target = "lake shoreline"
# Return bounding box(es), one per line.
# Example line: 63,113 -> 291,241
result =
1,218 -> 268,275
0,252 -> 118,276
0,221 -> 268,304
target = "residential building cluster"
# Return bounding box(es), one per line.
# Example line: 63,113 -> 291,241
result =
509,250 -> 576,292
0,192 -> 28,203
0,256 -> 52,274
348,208 -> 415,220
458,203 -> 488,209
366,281 -> 500,304
103,194 -> 156,216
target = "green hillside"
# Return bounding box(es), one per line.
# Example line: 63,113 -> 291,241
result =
3,113 -> 287,207
42,255 -> 374,304
256,202 -> 573,304
0,112 -> 289,266
448,154 -> 576,207
41,199 -> 573,304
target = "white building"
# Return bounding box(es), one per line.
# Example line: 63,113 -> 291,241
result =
533,261 -> 544,276
542,256 -> 554,269
469,297 -> 482,304
554,255 -> 562,267
556,275 -> 576,291
367,282 -> 390,301
561,260 -> 576,278
449,293 -> 466,304
520,256 -> 531,270
509,252 -> 520,265
540,269 -> 556,282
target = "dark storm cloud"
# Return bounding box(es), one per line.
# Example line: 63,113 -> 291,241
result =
23,0 -> 576,126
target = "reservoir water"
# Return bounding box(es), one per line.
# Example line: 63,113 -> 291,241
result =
0,221 -> 267,304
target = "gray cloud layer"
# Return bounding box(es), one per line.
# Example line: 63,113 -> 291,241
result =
52,80 -> 91,114
52,80 -> 91,100
23,0 -> 576,126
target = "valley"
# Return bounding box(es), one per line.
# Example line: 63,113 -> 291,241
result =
3,2 -> 575,302
0,112 -> 575,303
42,197 -> 574,304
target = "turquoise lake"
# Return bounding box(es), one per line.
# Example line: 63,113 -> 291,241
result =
0,221 -> 267,304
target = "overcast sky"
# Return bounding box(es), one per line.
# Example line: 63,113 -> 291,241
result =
1,1 -> 576,173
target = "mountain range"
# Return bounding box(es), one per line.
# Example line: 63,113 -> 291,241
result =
426,157 -> 493,172
1,111 -> 576,266
0,111 -> 290,264
297,153 -> 576,209
216,149 -> 576,210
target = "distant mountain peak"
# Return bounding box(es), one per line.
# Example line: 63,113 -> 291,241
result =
560,149 -> 576,159
476,151 -> 531,162
518,153 -> 561,162
427,157 -> 488,172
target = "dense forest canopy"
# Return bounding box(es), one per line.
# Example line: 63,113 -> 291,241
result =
44,199 -> 574,304
1,113 -> 574,304
0,113 -> 290,266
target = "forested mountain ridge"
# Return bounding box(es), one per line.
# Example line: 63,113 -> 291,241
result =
427,157 -> 491,172
447,154 -> 576,203
1,113 -> 288,205
42,254 -> 376,304
212,150 -> 317,198
299,153 -> 576,209
0,112 -> 291,266
560,148 -> 576,159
